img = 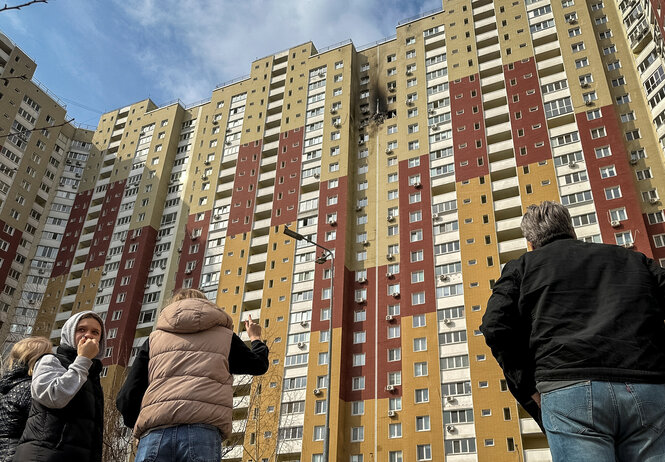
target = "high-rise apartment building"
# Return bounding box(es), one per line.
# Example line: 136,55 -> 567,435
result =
3,0 -> 665,460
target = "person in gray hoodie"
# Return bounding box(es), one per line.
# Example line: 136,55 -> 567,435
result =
13,310 -> 106,462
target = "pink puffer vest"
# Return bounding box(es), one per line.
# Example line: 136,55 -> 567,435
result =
134,298 -> 234,439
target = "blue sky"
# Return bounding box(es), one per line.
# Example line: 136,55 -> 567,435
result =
1,0 -> 441,127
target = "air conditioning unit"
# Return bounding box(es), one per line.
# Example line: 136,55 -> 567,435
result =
313,388 -> 322,395
185,269 -> 192,274
106,256 -> 111,261
156,251 -> 162,256
413,181 -> 422,188
313,173 -> 320,179
38,269 -> 45,274
389,86 -> 396,92
585,100 -> 594,106
406,99 -> 414,106
363,240 -> 370,246
75,174 -> 81,178
387,215 -> 395,222
212,120 -> 218,125
388,410 -> 396,417
330,108 -> 337,114
428,108 -> 435,114
386,272 -> 394,278
28,300 -> 35,305
386,253 -> 394,261
569,160 -> 577,168
623,242 -> 634,249
567,17 -> 577,24
177,247 -> 182,253
610,220 -> 620,228
392,292 -> 400,298
385,148 -> 392,154
328,219 -> 337,226
386,315 -> 394,321
201,176 -> 208,181
385,385 -> 395,391
446,396 -> 455,403
192,235 -> 199,241
333,122 -> 341,128
356,298 -> 367,304
214,214 -> 221,219
358,277 -> 367,284
157,282 -> 163,287
297,341 -> 305,348
446,425 -> 456,432
300,320 -> 309,327
406,70 -> 413,76
358,140 -> 365,145
580,82 -> 589,88
439,274 -> 449,282
443,318 -> 452,325
98,288 -> 103,293
649,197 -> 659,204
145,284 -> 150,289
431,124 -> 440,131
102,271 -> 107,275
204,161 -> 211,166
629,158 -> 638,165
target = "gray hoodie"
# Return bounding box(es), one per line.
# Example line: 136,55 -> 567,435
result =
31,311 -> 106,409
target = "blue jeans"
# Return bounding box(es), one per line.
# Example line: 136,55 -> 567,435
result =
541,381 -> 665,462
135,424 -> 222,462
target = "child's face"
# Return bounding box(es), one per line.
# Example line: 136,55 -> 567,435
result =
75,317 -> 102,345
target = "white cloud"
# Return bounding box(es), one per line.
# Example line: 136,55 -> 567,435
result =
112,0 -> 440,104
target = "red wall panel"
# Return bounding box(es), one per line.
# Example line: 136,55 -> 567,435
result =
575,107 -> 651,255
227,140 -> 263,236
272,128 -> 304,226
450,75 -> 490,182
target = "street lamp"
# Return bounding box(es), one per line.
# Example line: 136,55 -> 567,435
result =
283,225 -> 334,462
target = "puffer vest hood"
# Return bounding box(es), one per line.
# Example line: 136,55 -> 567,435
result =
133,298 -> 235,439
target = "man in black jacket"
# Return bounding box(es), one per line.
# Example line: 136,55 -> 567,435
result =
481,201 -> 665,462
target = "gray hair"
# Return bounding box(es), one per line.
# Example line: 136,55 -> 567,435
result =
521,201 -> 576,249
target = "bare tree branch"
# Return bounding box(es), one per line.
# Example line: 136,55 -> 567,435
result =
0,118 -> 75,139
0,0 -> 47,12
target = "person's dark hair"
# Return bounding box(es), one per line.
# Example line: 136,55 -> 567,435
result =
521,201 -> 576,249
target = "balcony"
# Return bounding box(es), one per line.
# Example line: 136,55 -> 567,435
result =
524,448 -> 553,462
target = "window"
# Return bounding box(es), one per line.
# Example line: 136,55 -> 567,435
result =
414,362 -> 428,377
445,438 -> 476,455
417,444 -> 432,461
415,388 -> 429,403
600,165 -> 616,178
388,325 -> 401,339
389,423 -> 402,438
595,146 -> 611,158
413,337 -> 427,352
351,427 -> 364,442
616,231 -> 633,246
416,415 -> 431,431
352,376 -> 365,390
637,168 -> 653,180
590,127 -> 606,139
605,186 -> 621,200
575,57 -> 589,68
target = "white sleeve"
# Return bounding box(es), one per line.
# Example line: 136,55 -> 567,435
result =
31,354 -> 93,409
